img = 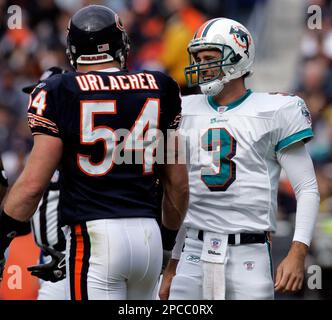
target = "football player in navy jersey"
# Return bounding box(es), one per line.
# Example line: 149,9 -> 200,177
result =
20,67 -> 67,299
0,5 -> 188,300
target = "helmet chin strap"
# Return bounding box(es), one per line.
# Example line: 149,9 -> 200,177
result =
199,79 -> 224,96
199,76 -> 230,96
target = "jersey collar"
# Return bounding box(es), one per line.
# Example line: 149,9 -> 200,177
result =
207,89 -> 253,113
98,67 -> 121,73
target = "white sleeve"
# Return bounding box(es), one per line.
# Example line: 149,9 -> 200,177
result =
171,224 -> 186,260
273,97 -> 314,152
277,142 -> 320,246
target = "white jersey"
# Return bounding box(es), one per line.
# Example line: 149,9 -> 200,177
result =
180,90 -> 313,234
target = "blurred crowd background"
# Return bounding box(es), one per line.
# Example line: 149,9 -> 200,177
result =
0,0 -> 331,299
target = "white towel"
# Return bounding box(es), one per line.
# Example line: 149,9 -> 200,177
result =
200,232 -> 228,300
203,261 -> 226,300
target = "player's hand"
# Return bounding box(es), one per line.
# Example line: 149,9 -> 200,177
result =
275,241 -> 308,293
159,258 -> 178,300
27,246 -> 66,283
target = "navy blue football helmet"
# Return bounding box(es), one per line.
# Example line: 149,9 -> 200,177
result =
66,5 -> 130,69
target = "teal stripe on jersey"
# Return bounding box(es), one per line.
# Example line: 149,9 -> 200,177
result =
227,89 -> 253,110
266,241 -> 274,280
207,95 -> 220,111
207,89 -> 253,112
275,128 -> 314,152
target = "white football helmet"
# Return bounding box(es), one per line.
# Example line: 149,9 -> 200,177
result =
185,18 -> 255,96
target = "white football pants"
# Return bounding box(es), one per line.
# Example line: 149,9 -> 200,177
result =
66,218 -> 162,300
169,235 -> 274,300
37,278 -> 67,300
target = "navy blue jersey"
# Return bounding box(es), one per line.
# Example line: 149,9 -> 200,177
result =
27,70 -> 181,226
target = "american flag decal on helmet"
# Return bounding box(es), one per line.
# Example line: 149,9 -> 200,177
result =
97,44 -> 110,52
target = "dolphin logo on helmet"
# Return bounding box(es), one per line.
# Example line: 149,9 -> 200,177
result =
229,26 -> 251,58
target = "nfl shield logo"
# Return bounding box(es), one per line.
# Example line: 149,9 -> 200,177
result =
217,106 -> 227,113
301,105 -> 312,124
211,238 -> 221,250
244,261 -> 255,270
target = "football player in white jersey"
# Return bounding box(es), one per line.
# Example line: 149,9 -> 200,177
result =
159,18 -> 320,300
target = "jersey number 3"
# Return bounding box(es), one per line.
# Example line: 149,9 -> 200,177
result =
201,128 -> 237,192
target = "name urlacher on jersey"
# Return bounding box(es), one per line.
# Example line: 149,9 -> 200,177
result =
75,72 -> 159,91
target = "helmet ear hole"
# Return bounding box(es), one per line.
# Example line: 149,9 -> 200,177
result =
230,53 -> 242,63
242,71 -> 252,79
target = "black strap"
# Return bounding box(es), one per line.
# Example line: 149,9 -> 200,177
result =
160,225 -> 178,250
39,190 -> 50,247
197,230 -> 267,245
228,232 -> 267,245
0,210 -> 31,257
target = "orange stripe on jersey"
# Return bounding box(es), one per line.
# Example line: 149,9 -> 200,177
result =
74,224 -> 84,300
29,122 -> 59,134
27,115 -> 59,134
27,113 -> 57,127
